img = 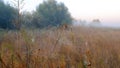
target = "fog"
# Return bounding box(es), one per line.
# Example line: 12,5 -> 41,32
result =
73,21 -> 120,28
102,22 -> 120,28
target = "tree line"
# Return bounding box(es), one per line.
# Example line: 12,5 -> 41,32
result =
0,0 -> 72,30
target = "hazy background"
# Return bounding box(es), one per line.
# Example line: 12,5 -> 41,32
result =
4,0 -> 120,27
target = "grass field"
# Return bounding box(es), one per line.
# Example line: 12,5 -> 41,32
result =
0,26 -> 120,68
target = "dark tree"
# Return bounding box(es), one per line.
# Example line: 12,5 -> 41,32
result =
0,1 -> 16,29
33,0 -> 72,28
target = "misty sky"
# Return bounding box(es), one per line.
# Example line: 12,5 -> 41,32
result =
5,0 -> 120,26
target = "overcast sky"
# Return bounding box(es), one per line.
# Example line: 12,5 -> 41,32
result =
5,0 -> 120,26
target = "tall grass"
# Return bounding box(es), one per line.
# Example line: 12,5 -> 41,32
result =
0,26 -> 120,68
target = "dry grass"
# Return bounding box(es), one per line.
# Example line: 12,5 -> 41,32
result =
0,26 -> 120,68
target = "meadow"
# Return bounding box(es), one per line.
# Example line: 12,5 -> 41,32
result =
0,26 -> 120,68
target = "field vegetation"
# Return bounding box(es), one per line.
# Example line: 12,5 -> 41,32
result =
0,26 -> 120,68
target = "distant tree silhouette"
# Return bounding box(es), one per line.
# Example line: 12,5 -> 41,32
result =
0,1 -> 16,29
89,19 -> 101,27
92,19 -> 101,23
33,0 -> 72,28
